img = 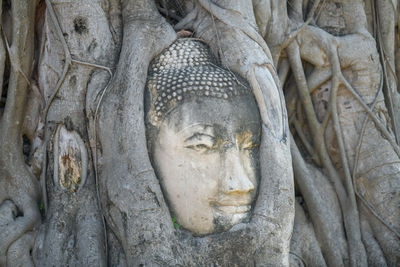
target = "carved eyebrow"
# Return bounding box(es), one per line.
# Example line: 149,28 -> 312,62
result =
178,124 -> 215,139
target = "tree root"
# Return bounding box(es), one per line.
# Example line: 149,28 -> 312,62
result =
374,0 -> 400,144
287,34 -> 367,266
0,0 -> 4,100
181,1 -> 294,265
0,199 -> 40,266
197,0 -> 273,61
352,80 -> 400,238
0,0 -> 40,265
1,29 -> 31,87
40,1 -> 115,262
41,0 -> 113,212
341,76 -> 400,157
96,0 -> 178,264
291,136 -> 347,266
285,3 -> 400,259
327,44 -> 367,267
6,231 -> 36,267
360,212 -> 388,266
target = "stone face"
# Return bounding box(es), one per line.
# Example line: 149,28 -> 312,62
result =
145,39 -> 261,235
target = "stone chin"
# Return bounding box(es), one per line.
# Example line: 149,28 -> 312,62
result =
212,207 -> 252,233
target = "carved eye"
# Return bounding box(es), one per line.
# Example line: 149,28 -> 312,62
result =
184,133 -> 215,153
185,143 -> 212,152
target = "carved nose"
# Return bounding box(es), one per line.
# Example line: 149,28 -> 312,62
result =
221,151 -> 255,194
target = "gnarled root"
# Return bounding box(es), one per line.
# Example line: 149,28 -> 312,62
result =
0,0 -> 40,265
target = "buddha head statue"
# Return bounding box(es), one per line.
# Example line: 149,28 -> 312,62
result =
145,39 -> 261,236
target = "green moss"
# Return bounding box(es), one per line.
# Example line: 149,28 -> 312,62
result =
172,217 -> 180,229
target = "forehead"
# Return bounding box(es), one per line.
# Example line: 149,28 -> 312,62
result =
163,96 -> 261,134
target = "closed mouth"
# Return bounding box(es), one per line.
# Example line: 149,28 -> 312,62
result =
213,205 -> 251,214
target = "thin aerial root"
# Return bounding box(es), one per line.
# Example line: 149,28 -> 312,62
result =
292,118 -> 316,160
326,44 -> 367,266
71,59 -> 112,76
281,17 -> 312,50
287,40 -> 348,205
91,66 -> 113,265
351,79 -> 400,238
41,0 -> 115,212
327,47 -> 355,200
43,0 -> 111,258
287,42 -> 320,132
341,76 -> 400,157
197,0 -> 273,61
288,35 -> 368,265
352,72 -> 383,179
43,0 -> 72,119
357,191 -> 400,238
1,29 -> 31,87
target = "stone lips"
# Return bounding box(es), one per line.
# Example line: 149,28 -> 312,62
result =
146,39 -> 252,124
